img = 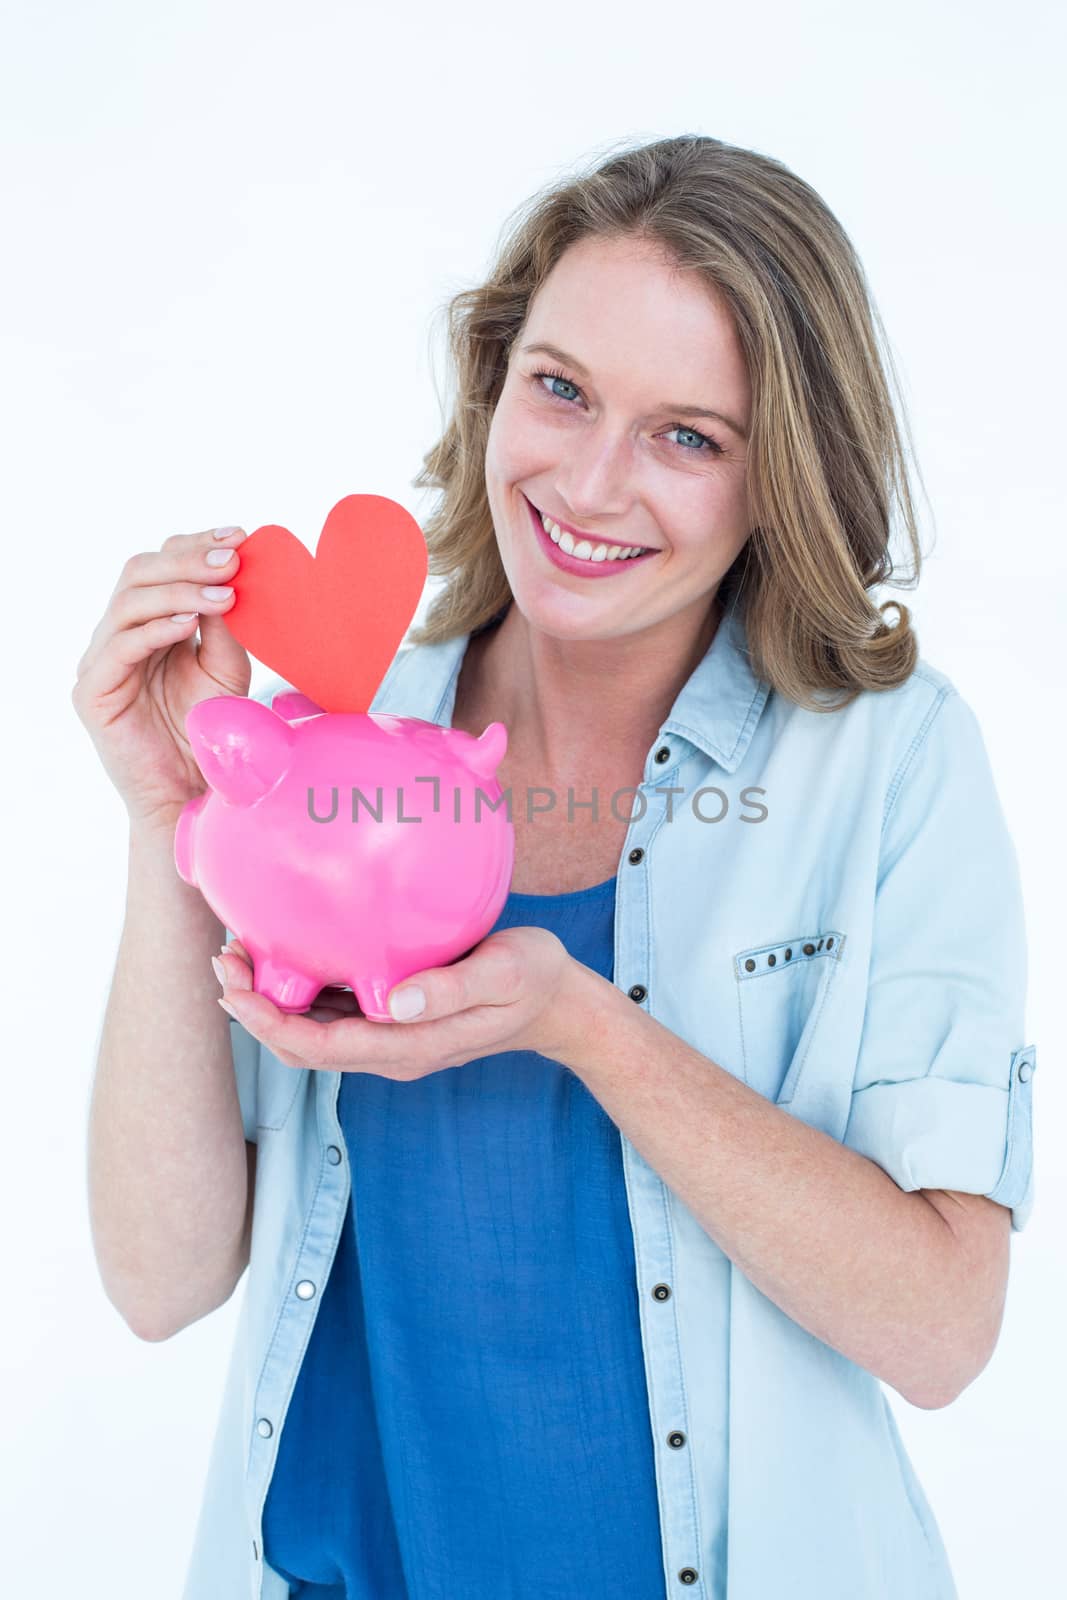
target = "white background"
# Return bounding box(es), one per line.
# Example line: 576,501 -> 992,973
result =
2,0 -> 1062,1594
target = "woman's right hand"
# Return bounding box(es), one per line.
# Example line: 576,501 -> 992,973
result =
72,524 -> 254,833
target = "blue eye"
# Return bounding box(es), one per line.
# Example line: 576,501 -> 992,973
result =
530,367 -> 724,456
666,424 -> 712,452
535,369 -> 580,403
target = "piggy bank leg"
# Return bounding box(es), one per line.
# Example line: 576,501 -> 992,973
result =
253,958 -> 325,1015
350,976 -> 399,1025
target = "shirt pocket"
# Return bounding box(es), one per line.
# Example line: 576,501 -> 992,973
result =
733,929 -> 847,1104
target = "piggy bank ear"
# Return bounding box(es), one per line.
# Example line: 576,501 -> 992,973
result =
465,720 -> 509,782
271,690 -> 325,721
184,695 -> 297,807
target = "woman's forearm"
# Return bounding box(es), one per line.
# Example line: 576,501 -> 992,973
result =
555,964 -> 1001,1409
87,819 -> 253,1341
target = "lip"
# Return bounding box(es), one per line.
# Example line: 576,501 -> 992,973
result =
523,496 -> 658,579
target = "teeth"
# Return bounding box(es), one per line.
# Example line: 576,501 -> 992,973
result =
540,510 -> 649,561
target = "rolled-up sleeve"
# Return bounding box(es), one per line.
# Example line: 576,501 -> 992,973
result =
842,685 -> 1036,1231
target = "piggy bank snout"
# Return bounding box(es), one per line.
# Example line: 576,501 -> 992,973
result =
185,695 -> 297,807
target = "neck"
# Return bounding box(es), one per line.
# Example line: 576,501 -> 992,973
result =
461,593 -> 723,783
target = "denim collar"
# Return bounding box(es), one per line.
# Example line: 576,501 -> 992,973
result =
375,589 -> 771,776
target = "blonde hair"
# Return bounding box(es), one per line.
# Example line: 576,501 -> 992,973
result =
409,133 -> 930,710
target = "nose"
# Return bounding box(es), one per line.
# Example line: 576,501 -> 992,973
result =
553,420 -> 634,524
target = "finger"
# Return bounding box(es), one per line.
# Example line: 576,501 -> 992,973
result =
218,944 -> 254,993
109,574 -> 237,634
118,527 -> 247,590
159,524 -> 246,557
222,988 -> 416,1073
386,938 -> 522,1023
75,528 -> 246,686
73,611 -> 204,704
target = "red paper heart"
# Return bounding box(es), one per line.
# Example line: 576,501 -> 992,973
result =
223,494 -> 428,713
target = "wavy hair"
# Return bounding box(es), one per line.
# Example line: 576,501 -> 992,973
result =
408,133 -> 930,710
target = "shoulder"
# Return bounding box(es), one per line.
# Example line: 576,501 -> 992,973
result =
783,650 -> 986,817
827,651 -> 960,742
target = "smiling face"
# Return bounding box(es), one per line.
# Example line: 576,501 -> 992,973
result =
484,232 -> 753,644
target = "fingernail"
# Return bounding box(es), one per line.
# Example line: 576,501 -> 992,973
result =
211,955 -> 226,986
389,985 -> 425,1020
214,525 -> 244,539
218,997 -> 238,1019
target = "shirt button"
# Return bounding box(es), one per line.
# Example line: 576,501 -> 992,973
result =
667,1430 -> 686,1448
654,745 -> 671,764
256,1418 -> 273,1438
628,847 -> 645,864
628,984 -> 647,1003
1019,1062 -> 1033,1082
652,1283 -> 672,1301
326,1145 -> 343,1164
678,1568 -> 699,1585
295,1280 -> 317,1300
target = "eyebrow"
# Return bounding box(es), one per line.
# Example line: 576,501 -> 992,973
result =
519,341 -> 748,439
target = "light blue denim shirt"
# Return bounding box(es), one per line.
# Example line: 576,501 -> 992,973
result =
182,591 -> 1036,1600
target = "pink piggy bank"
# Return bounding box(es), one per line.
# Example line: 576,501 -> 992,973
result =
174,691 -> 514,1022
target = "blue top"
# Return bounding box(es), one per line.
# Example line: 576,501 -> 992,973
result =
261,873 -> 667,1599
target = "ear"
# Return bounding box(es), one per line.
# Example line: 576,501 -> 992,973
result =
184,694 -> 297,807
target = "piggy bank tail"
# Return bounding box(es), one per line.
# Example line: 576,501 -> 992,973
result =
173,793 -> 209,887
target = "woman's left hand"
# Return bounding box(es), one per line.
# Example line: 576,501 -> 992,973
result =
213,928 -> 596,1076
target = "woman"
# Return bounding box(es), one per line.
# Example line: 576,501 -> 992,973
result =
78,136 -> 1036,1599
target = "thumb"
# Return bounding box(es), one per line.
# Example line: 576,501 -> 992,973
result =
195,609 -> 252,696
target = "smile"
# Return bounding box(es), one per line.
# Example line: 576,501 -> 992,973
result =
524,495 -> 660,579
